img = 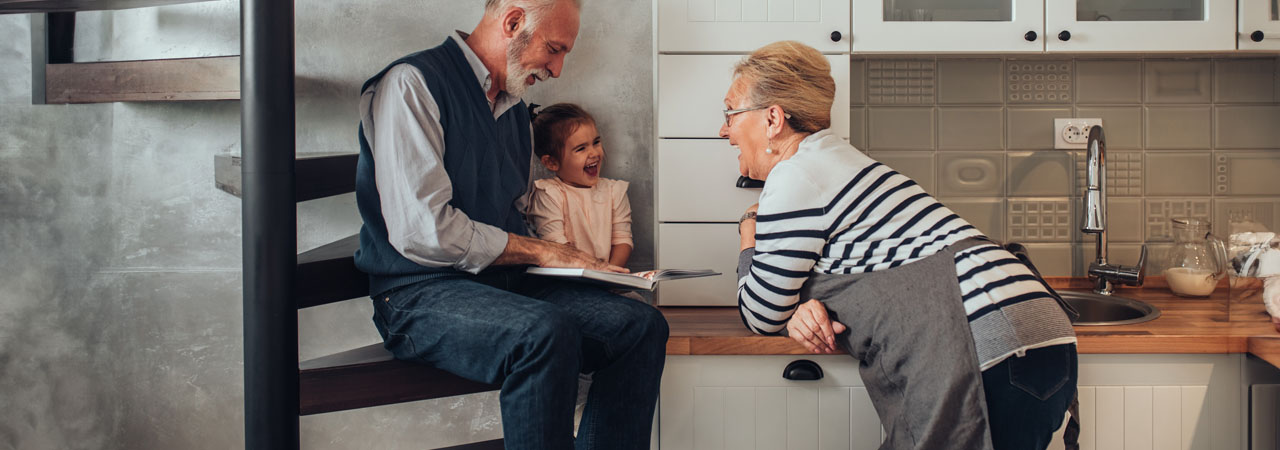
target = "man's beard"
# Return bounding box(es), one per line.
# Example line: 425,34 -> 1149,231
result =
504,30 -> 551,98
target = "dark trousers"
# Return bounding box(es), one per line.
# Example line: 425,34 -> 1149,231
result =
982,344 -> 1079,450
371,271 -> 669,450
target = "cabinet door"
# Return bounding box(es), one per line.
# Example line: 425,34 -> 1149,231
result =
658,54 -> 849,139
660,355 -> 883,450
656,0 -> 850,53
657,139 -> 760,222
852,0 -> 1044,52
1045,0 -> 1235,52
1240,0 -> 1280,50
656,223 -> 741,306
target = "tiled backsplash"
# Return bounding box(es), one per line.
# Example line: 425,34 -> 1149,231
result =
850,56 -> 1280,276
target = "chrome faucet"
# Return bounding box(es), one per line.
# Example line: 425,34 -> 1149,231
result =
1081,125 -> 1146,295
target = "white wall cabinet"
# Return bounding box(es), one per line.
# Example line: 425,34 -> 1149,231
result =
661,354 -> 1246,450
1239,0 -> 1280,50
657,54 -> 849,139
656,223 -> 743,306
657,140 -> 761,222
852,0 -> 1045,53
852,0 -> 1238,53
1045,0 -> 1237,52
656,0 -> 850,53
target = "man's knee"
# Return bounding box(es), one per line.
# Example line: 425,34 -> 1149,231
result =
518,309 -> 581,357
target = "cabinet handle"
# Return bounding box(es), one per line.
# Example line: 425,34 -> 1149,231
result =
830,31 -> 842,42
736,175 -> 764,189
1024,31 -> 1037,42
1058,30 -> 1071,41
783,359 -> 824,381
1252,30 -> 1265,42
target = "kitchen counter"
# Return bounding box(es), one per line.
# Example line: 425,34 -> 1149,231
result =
660,277 -> 1280,367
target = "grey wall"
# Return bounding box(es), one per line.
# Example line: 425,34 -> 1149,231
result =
0,0 -> 652,448
848,56 -> 1280,276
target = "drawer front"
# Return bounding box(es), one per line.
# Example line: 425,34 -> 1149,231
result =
658,54 -> 850,139
656,0 -> 850,53
657,139 -> 761,222
660,355 -> 881,450
656,223 -> 741,306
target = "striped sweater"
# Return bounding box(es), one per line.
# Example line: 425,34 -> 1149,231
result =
738,129 -> 1076,370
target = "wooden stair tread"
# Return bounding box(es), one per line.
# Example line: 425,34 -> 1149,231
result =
0,0 -> 213,13
44,56 -> 239,103
299,343 -> 500,416
436,439 -> 504,450
295,234 -> 366,309
215,152 -> 358,203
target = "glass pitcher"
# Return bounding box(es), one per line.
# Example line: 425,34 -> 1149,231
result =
1162,219 -> 1229,297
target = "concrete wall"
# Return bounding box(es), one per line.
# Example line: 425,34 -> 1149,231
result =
0,0 -> 653,448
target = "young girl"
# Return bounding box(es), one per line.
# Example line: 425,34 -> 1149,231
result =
527,102 -> 638,434
527,103 -> 635,273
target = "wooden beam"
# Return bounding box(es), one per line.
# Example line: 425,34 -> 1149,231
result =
299,351 -> 500,415
45,55 -> 239,103
0,0 -> 213,14
296,234 -> 367,309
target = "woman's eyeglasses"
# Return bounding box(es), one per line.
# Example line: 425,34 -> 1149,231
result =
723,105 -> 767,127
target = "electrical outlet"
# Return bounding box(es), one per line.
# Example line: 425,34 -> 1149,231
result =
1054,118 -> 1103,149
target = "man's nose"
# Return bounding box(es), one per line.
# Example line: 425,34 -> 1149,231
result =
718,123 -> 730,138
548,55 -> 565,78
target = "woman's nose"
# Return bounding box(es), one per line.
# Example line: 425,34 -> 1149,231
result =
718,123 -> 730,138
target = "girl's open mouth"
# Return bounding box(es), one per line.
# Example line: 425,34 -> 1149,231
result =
584,162 -> 599,177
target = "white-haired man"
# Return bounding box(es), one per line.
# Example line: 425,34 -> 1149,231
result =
353,0 -> 668,447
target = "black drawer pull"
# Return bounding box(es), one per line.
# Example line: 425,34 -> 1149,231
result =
736,175 -> 764,189
783,359 -> 824,381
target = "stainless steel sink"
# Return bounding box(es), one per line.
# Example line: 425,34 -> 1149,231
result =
1059,291 -> 1161,326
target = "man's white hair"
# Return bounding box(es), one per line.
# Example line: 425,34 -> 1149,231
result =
484,0 -> 581,30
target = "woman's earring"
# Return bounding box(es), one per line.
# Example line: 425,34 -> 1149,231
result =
765,147 -> 773,154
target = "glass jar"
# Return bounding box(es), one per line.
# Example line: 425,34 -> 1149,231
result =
1163,219 -> 1229,297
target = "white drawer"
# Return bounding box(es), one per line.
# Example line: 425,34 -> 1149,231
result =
656,223 -> 741,306
656,0 -> 850,54
658,54 -> 849,139
657,139 -> 761,222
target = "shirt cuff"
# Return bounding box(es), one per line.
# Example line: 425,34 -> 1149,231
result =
737,247 -> 756,282
456,222 -> 509,274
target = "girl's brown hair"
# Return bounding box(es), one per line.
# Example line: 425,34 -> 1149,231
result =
532,103 -> 596,161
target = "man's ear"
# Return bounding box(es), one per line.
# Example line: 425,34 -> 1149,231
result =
539,154 -> 560,172
501,7 -> 526,39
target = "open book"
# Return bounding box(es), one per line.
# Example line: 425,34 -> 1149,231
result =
525,267 -> 720,291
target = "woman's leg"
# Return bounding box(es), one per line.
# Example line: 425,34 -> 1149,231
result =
981,344 -> 1078,450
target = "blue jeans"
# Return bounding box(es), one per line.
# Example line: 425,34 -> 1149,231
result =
982,343 -> 1079,450
370,270 -> 669,450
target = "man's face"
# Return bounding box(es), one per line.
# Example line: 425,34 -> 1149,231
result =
504,0 -> 580,97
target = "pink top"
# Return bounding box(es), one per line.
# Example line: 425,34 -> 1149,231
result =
527,177 -> 633,261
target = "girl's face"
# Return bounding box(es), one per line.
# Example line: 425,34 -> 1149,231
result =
545,121 -> 604,188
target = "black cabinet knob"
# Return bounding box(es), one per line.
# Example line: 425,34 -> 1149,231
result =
736,176 -> 764,189
1252,30 -> 1265,42
1024,31 -> 1038,42
782,360 -> 824,381
1058,30 -> 1071,41
830,31 -> 842,42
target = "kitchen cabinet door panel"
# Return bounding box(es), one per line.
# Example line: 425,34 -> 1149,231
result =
657,0 -> 849,53
852,0 -> 1044,53
1045,0 -> 1235,52
656,223 -> 741,306
657,139 -> 760,222
1240,0 -> 1280,49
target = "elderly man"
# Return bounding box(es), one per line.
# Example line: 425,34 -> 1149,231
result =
353,0 -> 668,447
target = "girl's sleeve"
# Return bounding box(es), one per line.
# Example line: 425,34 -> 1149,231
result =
527,180 -> 571,245
737,166 -> 827,336
611,180 -> 633,248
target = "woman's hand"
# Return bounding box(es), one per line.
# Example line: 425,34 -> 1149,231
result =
787,299 -> 847,354
740,203 -> 759,251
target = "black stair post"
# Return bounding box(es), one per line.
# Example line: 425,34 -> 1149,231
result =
241,0 -> 298,447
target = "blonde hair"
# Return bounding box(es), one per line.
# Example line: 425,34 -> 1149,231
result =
732,41 -> 834,134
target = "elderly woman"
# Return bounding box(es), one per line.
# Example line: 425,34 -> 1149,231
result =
724,41 -> 1078,450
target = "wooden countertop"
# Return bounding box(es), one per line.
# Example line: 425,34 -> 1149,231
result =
661,277 -> 1280,365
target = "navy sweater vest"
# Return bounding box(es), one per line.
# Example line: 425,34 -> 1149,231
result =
354,38 -> 532,296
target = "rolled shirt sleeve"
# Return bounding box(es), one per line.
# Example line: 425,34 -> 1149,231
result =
610,180 -> 633,248
364,64 -> 508,274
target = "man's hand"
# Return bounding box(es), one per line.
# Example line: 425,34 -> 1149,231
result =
786,299 -> 847,354
494,233 -> 628,272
